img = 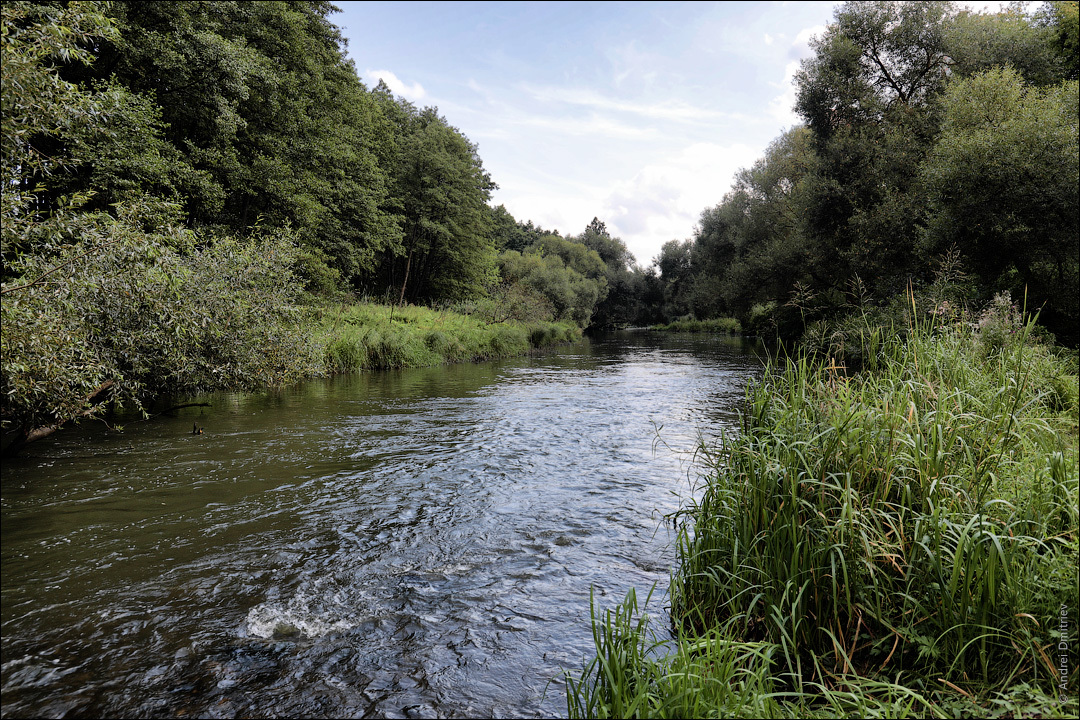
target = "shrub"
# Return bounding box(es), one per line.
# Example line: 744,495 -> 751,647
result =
2,210 -> 316,438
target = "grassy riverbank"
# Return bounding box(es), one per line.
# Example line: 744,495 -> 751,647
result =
0,290 -> 581,454
649,317 -> 742,334
313,301 -> 582,373
568,308 -> 1079,718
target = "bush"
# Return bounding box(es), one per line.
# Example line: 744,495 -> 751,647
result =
651,317 -> 742,334
2,207 -> 316,438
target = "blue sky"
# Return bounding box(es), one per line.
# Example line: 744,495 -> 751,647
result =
331,1 -> 1005,267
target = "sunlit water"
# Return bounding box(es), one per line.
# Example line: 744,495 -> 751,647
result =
1,332 -> 763,718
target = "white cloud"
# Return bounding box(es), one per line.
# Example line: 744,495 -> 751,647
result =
519,84 -> 741,124
493,142 -> 765,265
492,184 -> 607,241
793,24 -> 826,53
764,33 -> 774,46
364,69 -> 426,101
767,59 -> 803,127
600,142 -> 762,264
511,112 -> 659,140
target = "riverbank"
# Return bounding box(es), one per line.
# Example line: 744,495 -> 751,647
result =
568,310 -> 1079,718
313,301 -> 582,373
0,296 -> 582,456
648,317 -> 742,334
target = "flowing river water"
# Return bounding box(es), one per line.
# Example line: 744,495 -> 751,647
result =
1,332 -> 763,719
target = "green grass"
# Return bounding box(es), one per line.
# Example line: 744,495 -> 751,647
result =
312,301 -> 582,373
650,317 -> 743,334
568,308 -> 1079,718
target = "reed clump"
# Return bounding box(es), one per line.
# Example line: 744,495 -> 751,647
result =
650,317 -> 743,334
568,305 -> 1078,718
319,301 -> 582,373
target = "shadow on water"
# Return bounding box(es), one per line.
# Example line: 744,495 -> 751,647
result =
1,332 -> 764,718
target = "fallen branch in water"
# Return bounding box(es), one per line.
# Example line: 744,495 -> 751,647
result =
3,379 -> 116,457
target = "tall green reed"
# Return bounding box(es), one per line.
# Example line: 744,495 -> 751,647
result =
569,307 -> 1078,717
672,315 -> 1077,691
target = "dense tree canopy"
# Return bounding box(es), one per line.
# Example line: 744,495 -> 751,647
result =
374,93 -> 496,303
4,0 -> 507,304
922,66 -> 1079,332
645,0 -> 1079,345
40,0 -> 401,282
1,1 -> 313,448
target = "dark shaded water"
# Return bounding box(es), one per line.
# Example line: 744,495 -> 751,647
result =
1,332 -> 763,718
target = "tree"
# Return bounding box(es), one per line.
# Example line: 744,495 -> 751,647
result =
490,204 -> 531,251
678,0 -> 1079,343
1,1 -> 313,452
51,1 -> 398,286
498,247 -> 604,327
945,5 -> 1064,86
792,2 -> 952,308
375,95 -> 497,303
653,239 -> 694,320
1039,0 -> 1080,80
921,66 -> 1079,341
575,218 -> 639,328
795,1 -> 954,139
684,127 -> 818,323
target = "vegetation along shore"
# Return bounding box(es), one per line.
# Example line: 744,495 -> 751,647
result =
1,0 -> 1077,716
568,299 -> 1079,718
563,1 -> 1080,717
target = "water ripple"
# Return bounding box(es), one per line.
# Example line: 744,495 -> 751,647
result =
1,332 -> 763,718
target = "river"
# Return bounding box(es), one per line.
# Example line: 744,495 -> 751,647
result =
1,331 -> 763,718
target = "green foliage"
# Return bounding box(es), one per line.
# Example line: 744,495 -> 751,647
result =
650,317 -> 742,334
684,321 -> 1077,694
795,1 -> 953,137
76,1 -> 399,282
566,588 -> 782,719
652,239 -> 694,321
1040,0 -> 1080,80
651,1 -> 1080,347
0,1 -> 118,181
2,206 -> 316,433
293,246 -> 344,296
480,280 -> 556,324
946,6 -> 1065,85
922,66 -> 1079,342
498,241 -> 607,328
489,204 -> 539,253
571,319 -> 1079,718
690,128 -> 817,324
533,233 -> 608,282
575,217 -> 645,328
1,1 -> 316,444
373,94 -> 497,303
317,302 -> 580,372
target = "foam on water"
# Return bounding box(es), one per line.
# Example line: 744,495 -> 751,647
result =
245,591 -> 356,639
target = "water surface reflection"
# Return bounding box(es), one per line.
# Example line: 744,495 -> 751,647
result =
1,332 -> 763,718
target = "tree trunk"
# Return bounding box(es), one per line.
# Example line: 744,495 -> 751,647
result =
397,251 -> 412,307
2,380 -> 116,457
